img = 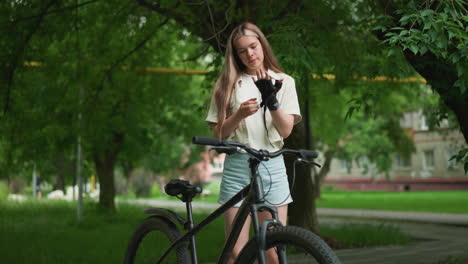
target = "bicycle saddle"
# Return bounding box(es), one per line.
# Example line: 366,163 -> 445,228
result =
165,179 -> 202,198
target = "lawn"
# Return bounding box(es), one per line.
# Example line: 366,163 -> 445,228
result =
316,190 -> 468,214
120,180 -> 468,214
0,199 -> 411,264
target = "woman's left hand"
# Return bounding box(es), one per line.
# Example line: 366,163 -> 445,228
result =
252,69 -> 282,111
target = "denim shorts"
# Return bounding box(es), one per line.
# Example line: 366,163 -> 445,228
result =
218,153 -> 293,207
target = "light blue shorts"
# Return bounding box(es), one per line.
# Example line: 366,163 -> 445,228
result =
218,153 -> 293,207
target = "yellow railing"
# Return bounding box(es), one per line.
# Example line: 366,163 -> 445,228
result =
23,61 -> 426,83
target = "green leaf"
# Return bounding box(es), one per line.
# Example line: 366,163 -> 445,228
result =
423,22 -> 432,30
421,9 -> 434,17
447,31 -> 455,40
420,46 -> 428,55
409,44 -> 419,54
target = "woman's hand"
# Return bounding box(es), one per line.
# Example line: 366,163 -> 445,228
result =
237,98 -> 259,118
211,98 -> 259,139
252,69 -> 282,111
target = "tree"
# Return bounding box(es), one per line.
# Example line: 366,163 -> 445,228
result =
134,0 -> 459,233
375,0 -> 467,142
0,0 -> 211,211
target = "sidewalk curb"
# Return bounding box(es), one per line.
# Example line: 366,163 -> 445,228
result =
318,208 -> 468,227
120,199 -> 468,226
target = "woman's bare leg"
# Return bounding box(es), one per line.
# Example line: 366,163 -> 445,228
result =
224,207 -> 251,264
258,205 -> 288,264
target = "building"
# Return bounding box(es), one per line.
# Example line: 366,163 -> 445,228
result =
324,111 -> 468,191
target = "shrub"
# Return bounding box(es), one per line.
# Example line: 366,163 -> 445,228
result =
114,171 -> 129,196
151,184 -> 163,197
0,181 -> 8,200
129,168 -> 155,197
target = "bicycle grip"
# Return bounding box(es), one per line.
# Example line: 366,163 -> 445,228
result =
192,136 -> 223,146
299,149 -> 318,159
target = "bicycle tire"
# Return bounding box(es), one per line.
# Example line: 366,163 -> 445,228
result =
235,226 -> 341,264
124,216 -> 190,264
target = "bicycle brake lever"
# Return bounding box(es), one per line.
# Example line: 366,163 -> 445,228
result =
312,162 -> 321,168
297,158 -> 322,168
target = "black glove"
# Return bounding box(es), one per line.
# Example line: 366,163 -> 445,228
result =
254,79 -> 282,111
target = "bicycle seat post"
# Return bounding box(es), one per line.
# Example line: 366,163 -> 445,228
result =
183,194 -> 198,264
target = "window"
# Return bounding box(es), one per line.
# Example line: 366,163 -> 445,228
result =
396,153 -> 412,169
339,159 -> 352,173
446,148 -> 459,169
420,114 -> 429,131
423,150 -> 435,169
357,156 -> 372,174
399,113 -> 412,129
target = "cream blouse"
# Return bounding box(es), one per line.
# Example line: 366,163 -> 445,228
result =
206,70 -> 302,152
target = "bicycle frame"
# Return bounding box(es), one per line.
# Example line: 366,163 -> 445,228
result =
154,156 -> 284,264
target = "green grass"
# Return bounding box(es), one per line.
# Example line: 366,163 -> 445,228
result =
0,200 -> 226,264
316,190 -> 468,214
120,186 -> 468,214
321,222 -> 411,249
117,180 -> 221,203
0,200 -> 414,264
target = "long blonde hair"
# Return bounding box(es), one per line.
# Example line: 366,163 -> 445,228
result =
213,22 -> 283,138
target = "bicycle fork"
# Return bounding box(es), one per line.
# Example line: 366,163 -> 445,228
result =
249,158 -> 287,264
251,204 -> 287,264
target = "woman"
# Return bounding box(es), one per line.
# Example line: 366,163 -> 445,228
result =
205,22 -> 301,263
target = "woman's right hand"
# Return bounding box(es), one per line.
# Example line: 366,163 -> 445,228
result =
236,98 -> 259,119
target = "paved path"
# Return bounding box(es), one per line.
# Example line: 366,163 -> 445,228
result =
121,199 -> 468,263
326,218 -> 468,264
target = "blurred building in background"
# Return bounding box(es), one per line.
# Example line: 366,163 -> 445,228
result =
324,110 -> 468,191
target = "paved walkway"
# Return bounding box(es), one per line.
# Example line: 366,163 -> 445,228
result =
327,218 -> 468,264
121,199 -> 468,264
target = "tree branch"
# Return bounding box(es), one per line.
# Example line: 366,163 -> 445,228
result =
90,17 -> 171,107
9,0 -> 101,24
2,0 -> 58,115
107,18 -> 170,76
273,0 -> 303,21
182,45 -> 210,62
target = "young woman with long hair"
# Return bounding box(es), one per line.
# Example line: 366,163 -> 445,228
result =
205,22 -> 302,263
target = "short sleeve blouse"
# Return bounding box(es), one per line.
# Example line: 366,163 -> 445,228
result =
206,69 -> 301,151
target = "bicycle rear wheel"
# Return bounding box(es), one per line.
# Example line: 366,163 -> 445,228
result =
124,216 -> 190,264
235,226 -> 341,264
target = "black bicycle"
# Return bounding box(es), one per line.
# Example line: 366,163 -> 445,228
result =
124,136 -> 341,264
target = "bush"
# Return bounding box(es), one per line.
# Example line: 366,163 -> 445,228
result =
321,184 -> 342,192
114,171 -> 129,196
10,178 -> 26,194
129,168 -> 155,197
0,181 -> 8,200
202,180 -> 221,196
151,184 -> 163,197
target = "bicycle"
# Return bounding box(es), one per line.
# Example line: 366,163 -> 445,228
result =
124,136 -> 341,264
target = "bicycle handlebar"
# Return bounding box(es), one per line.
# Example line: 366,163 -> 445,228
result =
192,136 -> 318,161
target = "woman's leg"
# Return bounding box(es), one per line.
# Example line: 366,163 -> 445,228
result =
224,207 -> 251,264
258,204 -> 288,264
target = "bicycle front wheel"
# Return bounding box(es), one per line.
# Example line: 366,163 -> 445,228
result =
235,226 -> 341,264
124,216 -> 190,264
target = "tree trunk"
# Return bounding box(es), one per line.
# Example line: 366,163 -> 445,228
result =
52,153 -> 73,192
314,149 -> 334,199
93,133 -> 124,213
403,51 -> 468,144
284,122 -> 320,234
